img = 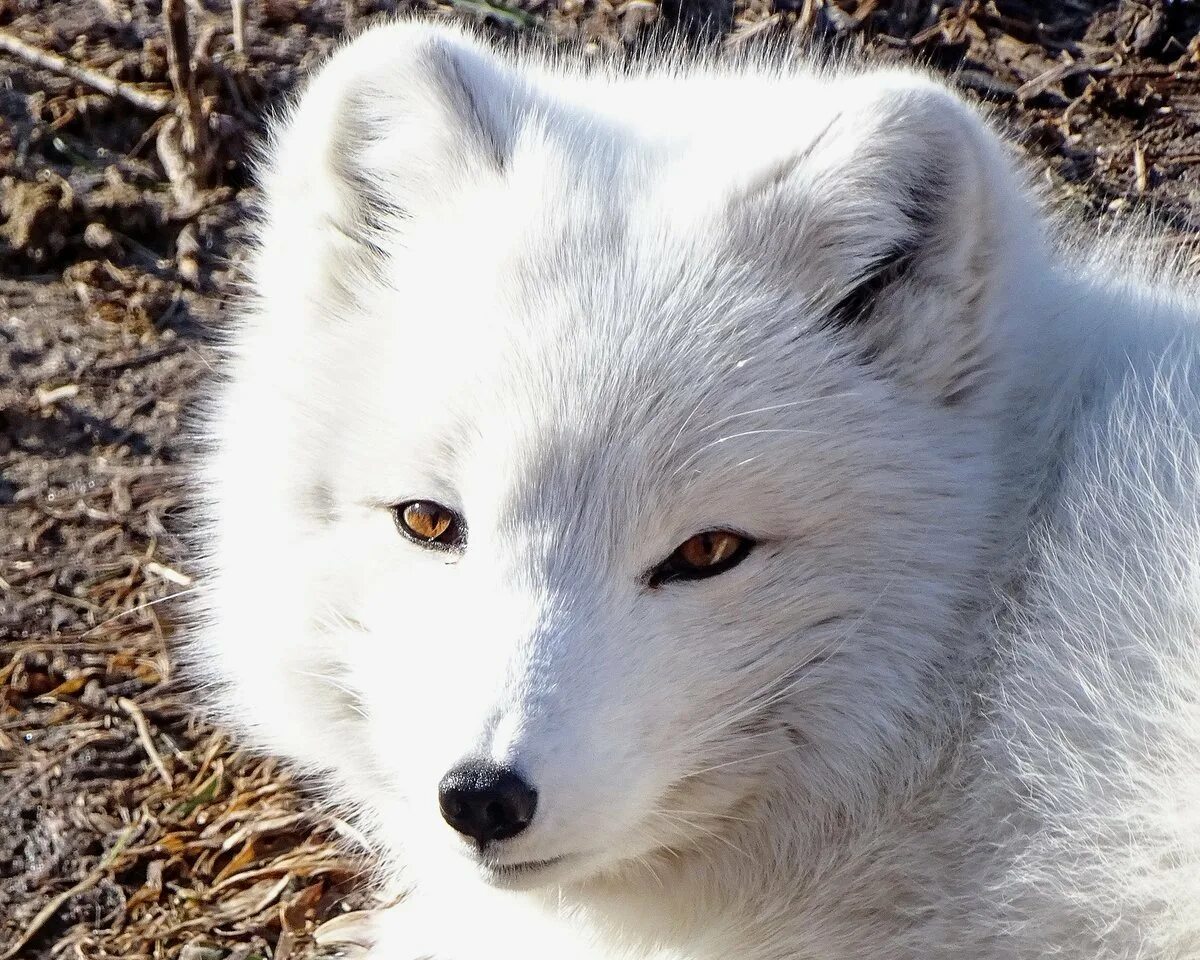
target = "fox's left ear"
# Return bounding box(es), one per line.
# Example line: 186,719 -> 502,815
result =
733,77 -> 1035,404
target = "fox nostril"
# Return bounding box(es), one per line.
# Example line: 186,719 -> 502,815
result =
438,759 -> 538,849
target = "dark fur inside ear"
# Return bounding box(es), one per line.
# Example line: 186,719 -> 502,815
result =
824,244 -> 917,332
322,37 -> 514,252
791,100 -> 1005,408
822,173 -> 949,332
327,97 -> 410,250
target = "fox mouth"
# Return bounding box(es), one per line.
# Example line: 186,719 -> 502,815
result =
477,854 -> 570,888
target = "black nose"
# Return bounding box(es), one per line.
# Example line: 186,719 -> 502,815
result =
438,759 -> 538,848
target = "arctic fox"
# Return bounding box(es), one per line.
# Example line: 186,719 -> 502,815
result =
193,19 -> 1200,960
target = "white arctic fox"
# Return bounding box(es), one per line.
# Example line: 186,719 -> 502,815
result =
193,18 -> 1200,960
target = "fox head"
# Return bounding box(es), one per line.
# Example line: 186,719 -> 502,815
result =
195,21 -> 1039,897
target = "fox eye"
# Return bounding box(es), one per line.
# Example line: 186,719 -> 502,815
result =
393,500 -> 465,549
648,530 -> 753,587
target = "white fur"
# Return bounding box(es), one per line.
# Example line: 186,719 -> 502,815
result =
190,19 -> 1200,959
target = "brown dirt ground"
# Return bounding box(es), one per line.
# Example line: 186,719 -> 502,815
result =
1,1 -> 1198,958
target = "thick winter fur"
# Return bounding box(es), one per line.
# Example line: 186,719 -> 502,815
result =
190,19 -> 1200,960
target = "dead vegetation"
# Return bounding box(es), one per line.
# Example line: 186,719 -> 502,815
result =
1,1 -> 1198,957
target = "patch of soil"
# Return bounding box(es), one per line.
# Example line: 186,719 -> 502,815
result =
1,0 -> 1197,957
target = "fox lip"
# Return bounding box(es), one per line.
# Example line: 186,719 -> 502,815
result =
476,854 -> 571,888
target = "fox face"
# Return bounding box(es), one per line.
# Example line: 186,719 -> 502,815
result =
195,22 -> 1033,896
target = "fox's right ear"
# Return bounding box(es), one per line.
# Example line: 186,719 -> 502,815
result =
253,24 -> 520,286
725,75 -> 1038,406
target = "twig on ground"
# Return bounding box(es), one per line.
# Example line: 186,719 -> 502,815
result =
795,0 -> 820,37
120,696 -> 173,786
0,29 -> 172,112
0,862 -> 109,960
232,0 -> 247,54
1017,59 -> 1114,103
3,732 -> 111,799
164,0 -> 205,144
161,0 -> 216,206
0,823 -> 142,960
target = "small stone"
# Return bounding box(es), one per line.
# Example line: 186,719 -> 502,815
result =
84,223 -> 115,250
179,939 -> 227,960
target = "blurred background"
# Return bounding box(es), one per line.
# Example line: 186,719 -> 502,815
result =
1,1 -> 1198,958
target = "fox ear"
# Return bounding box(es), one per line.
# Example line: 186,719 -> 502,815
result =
734,78 -> 1029,404
253,24 -> 517,295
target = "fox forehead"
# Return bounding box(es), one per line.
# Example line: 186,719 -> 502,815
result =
341,150 -> 852,429
330,206 -> 863,527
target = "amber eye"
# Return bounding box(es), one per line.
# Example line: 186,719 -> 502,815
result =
393,500 -> 464,549
648,530 -> 753,587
